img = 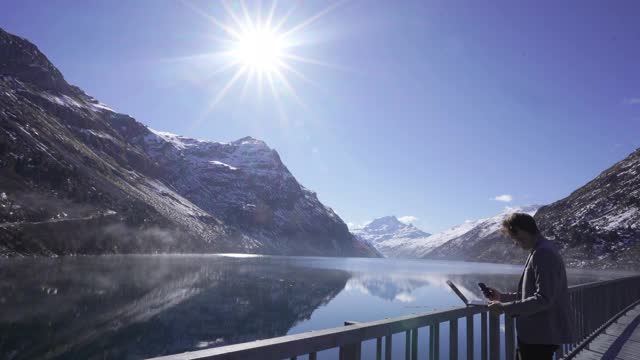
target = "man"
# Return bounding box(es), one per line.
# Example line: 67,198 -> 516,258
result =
486,213 -> 574,360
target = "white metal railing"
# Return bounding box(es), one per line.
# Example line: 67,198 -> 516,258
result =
148,275 -> 640,360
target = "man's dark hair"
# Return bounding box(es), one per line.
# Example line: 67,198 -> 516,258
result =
502,212 -> 539,236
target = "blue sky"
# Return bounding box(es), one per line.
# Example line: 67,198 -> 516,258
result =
2,1 -> 639,233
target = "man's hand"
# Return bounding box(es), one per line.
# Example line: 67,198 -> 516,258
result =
485,287 -> 502,301
488,301 -> 504,315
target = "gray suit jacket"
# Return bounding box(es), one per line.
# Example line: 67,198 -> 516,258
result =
502,238 -> 574,345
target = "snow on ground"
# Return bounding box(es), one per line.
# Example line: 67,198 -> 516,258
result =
91,102 -> 114,112
594,207 -> 639,230
40,93 -> 85,109
40,92 -> 116,114
79,128 -> 117,142
208,161 -> 238,171
145,129 -> 290,181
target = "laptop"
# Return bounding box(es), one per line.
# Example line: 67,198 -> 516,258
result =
446,280 -> 487,306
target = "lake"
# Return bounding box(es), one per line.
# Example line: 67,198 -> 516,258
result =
0,255 -> 629,359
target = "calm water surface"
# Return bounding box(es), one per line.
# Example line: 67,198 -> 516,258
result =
0,255 -> 630,359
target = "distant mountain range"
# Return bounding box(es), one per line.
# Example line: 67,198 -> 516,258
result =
359,148 -> 640,270
355,206 -> 539,260
0,27 -> 378,258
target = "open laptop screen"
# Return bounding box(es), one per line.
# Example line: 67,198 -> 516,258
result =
446,280 -> 487,306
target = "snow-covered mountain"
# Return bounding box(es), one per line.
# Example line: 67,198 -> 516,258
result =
424,205 -> 540,262
357,207 -> 540,260
351,216 -> 432,257
352,216 -> 429,243
535,148 -> 640,270
0,27 -> 378,257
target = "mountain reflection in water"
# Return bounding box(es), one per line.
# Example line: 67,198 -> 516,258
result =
0,255 -> 626,359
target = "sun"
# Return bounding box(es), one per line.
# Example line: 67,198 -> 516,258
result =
231,28 -> 285,72
181,1 -> 342,109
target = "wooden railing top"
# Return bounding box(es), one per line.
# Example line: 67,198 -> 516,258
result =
149,305 -> 483,360
567,274 -> 640,291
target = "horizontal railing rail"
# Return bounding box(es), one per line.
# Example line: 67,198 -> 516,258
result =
149,275 -> 640,360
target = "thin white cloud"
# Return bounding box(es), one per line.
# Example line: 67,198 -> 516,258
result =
347,221 -> 370,230
394,292 -> 416,303
398,215 -> 418,224
623,97 -> 640,105
492,194 -> 513,203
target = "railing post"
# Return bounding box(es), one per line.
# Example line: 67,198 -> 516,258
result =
481,312 -> 488,360
429,323 -> 434,359
489,312 -> 500,360
411,328 -> 418,360
555,346 -> 562,359
466,315 -> 474,360
449,319 -> 458,360
430,322 -> 440,360
340,322 -> 361,360
339,343 -> 361,360
385,334 -> 392,360
585,288 -> 592,335
576,290 -> 582,341
405,330 -> 410,360
505,315 -> 515,360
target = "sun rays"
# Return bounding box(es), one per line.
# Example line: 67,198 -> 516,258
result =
180,0 -> 342,111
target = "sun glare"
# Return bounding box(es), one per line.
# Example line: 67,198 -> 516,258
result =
232,28 -> 285,71
181,1 -> 342,110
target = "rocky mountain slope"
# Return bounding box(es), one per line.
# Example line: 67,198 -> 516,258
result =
535,148 -> 640,270
424,205 -> 540,263
351,216 -> 432,257
0,27 -> 377,257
